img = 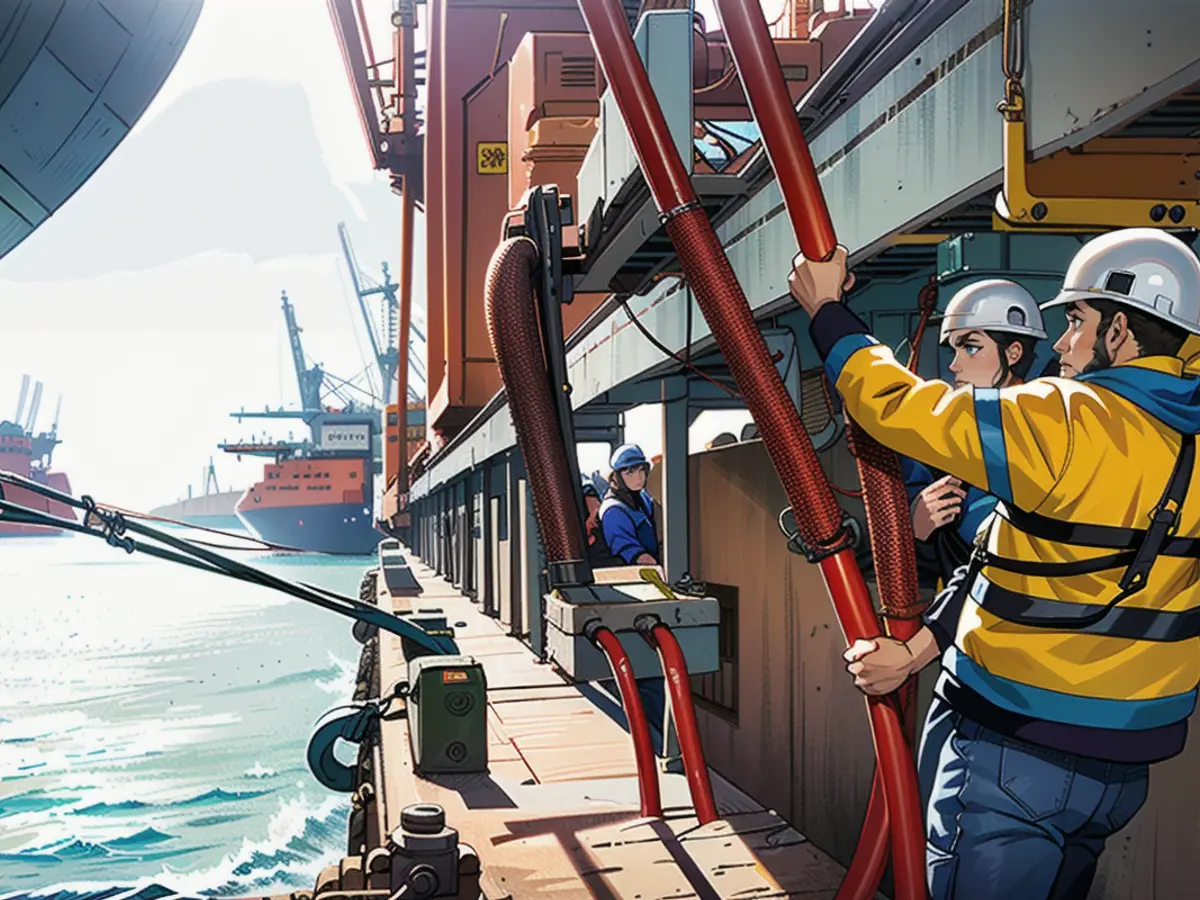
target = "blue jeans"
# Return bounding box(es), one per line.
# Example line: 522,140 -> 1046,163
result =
919,696 -> 1150,900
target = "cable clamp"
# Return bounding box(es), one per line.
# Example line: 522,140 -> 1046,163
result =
81,496 -> 134,553
778,507 -> 860,564
658,200 -> 702,226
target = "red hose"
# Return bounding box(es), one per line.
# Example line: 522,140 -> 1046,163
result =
906,277 -> 940,374
647,623 -> 718,825
484,237 -> 587,566
712,2 -> 927,896
576,4 -> 925,896
709,3 -> 836,263
592,625 -> 663,818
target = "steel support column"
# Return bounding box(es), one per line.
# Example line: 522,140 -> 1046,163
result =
659,377 -> 689,583
522,475 -> 544,654
505,455 -> 524,633
481,462 -> 495,614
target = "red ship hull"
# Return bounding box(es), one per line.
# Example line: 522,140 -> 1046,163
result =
0,470 -> 76,536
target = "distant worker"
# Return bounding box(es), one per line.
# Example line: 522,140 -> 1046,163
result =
790,227 -> 1200,900
581,475 -> 622,568
600,444 -> 660,566
905,280 -> 1048,590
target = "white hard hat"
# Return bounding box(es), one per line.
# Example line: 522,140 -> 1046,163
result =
1040,228 -> 1200,335
939,279 -> 1047,344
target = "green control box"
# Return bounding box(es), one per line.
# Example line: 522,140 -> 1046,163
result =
407,655 -> 488,775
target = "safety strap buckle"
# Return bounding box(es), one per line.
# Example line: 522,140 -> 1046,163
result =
778,507 -> 861,564
1117,433 -> 1195,595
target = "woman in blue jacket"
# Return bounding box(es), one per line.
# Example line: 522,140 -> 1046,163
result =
597,444 -> 668,745
897,280 -> 1049,816
599,443 -> 661,566
903,279 -> 1049,589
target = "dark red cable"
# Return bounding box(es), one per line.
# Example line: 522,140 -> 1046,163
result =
484,237 -> 587,566
709,1 -> 837,262
711,2 -> 927,896
593,626 -> 663,818
649,623 -> 718,825
576,4 -> 925,896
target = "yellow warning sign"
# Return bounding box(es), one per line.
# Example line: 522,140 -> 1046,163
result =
442,670 -> 470,683
476,142 -> 508,175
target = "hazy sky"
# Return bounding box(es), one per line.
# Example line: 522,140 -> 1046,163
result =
0,0 -> 421,511
0,0 -> 887,511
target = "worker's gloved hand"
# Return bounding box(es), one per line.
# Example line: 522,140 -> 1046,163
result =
911,475 -> 966,540
788,245 -> 856,317
843,637 -> 915,696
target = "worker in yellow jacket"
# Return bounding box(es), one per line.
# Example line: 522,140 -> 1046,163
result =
788,227 -> 1200,900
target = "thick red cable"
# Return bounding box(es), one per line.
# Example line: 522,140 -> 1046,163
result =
593,626 -> 663,818
649,623 -> 718,825
576,4 -> 925,897
710,2 -> 928,896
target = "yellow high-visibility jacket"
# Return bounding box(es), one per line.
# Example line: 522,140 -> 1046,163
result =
823,310 -> 1200,734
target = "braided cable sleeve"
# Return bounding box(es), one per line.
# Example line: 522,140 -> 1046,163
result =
484,237 -> 585,566
664,211 -> 845,546
845,423 -> 926,622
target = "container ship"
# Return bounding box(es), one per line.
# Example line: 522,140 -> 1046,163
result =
223,411 -> 383,555
148,458 -> 244,531
0,377 -> 76,537
220,225 -> 429,554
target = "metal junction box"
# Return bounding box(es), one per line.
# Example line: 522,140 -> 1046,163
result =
544,578 -> 719,682
406,655 -> 488,775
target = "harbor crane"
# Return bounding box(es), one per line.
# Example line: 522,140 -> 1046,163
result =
336,221 -> 425,405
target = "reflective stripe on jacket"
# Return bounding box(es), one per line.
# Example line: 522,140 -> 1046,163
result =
825,316 -> 1200,733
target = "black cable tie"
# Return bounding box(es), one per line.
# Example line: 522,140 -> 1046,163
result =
777,507 -> 860,564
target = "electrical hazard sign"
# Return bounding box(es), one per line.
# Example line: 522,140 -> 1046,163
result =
476,142 -> 508,175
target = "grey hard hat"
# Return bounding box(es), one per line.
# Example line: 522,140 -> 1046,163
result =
939,279 -> 1047,343
1040,228 -> 1200,335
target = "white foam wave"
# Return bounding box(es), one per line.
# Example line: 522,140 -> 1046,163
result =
243,762 -> 276,779
314,652 -> 356,697
152,793 -> 348,895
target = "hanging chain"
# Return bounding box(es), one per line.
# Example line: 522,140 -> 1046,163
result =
997,0 -> 1026,121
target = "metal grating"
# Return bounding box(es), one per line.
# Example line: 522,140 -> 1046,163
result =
853,244 -> 940,283
1111,89 -> 1200,139
559,56 -> 596,89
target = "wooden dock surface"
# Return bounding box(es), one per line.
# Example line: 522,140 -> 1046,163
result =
363,552 -> 884,900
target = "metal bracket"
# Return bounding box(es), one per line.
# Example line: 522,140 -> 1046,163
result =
777,507 -> 861,564
995,101 -> 1199,230
525,185 -> 593,585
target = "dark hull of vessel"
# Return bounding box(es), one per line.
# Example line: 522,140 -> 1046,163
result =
236,502 -> 380,555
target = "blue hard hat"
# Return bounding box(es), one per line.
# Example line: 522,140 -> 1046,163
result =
581,474 -> 600,498
610,443 -> 648,471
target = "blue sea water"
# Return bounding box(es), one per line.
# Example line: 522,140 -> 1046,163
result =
0,531 -> 374,899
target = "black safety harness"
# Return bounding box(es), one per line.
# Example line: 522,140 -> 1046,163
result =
959,432 -> 1200,641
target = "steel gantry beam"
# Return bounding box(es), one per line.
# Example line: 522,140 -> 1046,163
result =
409,0 -> 1200,501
